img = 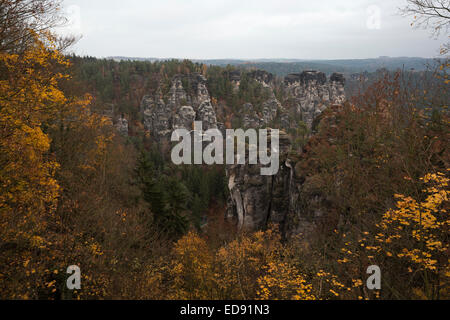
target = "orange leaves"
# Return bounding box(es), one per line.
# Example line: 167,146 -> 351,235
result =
257,262 -> 315,300
0,39 -> 64,221
168,231 -> 214,299
0,41 -> 69,125
379,172 -> 448,239
153,227 -> 316,300
325,171 -> 449,300
362,172 -> 448,298
0,34 -> 74,299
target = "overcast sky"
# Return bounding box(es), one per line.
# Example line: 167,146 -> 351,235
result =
58,0 -> 447,59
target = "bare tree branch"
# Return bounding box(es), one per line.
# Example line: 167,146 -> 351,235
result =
400,0 -> 450,37
0,0 -> 68,53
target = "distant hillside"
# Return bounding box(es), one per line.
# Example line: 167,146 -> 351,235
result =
203,57 -> 440,76
109,56 -> 440,76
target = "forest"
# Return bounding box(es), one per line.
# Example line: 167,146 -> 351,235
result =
0,0 -> 448,300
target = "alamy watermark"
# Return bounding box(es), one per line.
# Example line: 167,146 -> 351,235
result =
171,122 -> 280,176
367,5 -> 381,30
58,5 -> 82,36
367,265 -> 381,290
66,265 -> 81,290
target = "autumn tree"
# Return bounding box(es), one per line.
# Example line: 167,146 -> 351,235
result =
292,69 -> 448,300
0,31 -> 69,297
335,172 -> 449,299
144,227 -> 316,300
0,0 -> 153,299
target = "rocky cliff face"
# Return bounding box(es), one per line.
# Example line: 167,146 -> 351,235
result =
226,130 -> 292,231
140,73 -> 219,142
226,124 -> 337,236
284,71 -> 345,129
139,69 -> 346,237
238,71 -> 284,129
115,114 -> 129,137
226,71 -> 346,235
238,70 -> 345,133
248,70 -> 275,88
242,97 -> 284,129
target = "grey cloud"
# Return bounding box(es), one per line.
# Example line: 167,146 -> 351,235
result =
60,0 -> 447,59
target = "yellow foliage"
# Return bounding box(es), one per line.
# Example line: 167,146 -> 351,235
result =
257,262 -> 315,300
151,227 -> 316,300
332,171 -> 449,300
0,32 -> 119,299
377,172 -> 449,275
168,231 -> 214,299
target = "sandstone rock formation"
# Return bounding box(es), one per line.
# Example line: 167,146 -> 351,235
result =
228,70 -> 241,92
115,114 -> 129,137
248,70 -> 274,88
229,69 -> 274,91
141,73 -> 218,142
138,69 -> 346,237
242,103 -> 263,129
226,127 -> 333,237
226,131 -> 294,231
237,70 -> 345,133
173,105 -> 196,130
261,98 -> 281,125
226,71 -> 346,236
284,71 -> 345,129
